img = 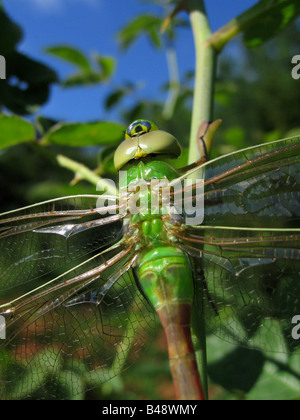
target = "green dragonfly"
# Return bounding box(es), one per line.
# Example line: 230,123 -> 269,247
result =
0,119 -> 299,400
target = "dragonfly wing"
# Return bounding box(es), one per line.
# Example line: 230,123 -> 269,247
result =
179,226 -> 300,353
172,136 -> 300,352
0,195 -> 158,399
173,136 -> 300,227
0,241 -> 157,399
0,195 -> 124,290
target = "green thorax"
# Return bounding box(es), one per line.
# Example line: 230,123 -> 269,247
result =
120,156 -> 179,242
120,156 -> 179,187
120,157 -> 193,309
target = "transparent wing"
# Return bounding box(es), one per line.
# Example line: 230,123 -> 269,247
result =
0,194 -> 157,399
173,136 -> 300,228
0,195 -> 123,289
178,226 -> 300,353
172,136 -> 300,353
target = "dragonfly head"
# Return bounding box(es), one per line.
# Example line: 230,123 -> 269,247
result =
114,119 -> 182,171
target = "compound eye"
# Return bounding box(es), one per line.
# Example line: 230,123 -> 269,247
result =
125,119 -> 159,139
133,124 -> 144,135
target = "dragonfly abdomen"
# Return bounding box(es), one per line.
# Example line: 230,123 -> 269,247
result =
137,246 -> 205,400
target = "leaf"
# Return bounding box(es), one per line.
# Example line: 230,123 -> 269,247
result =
244,0 -> 300,47
45,45 -> 92,72
105,89 -> 125,110
117,14 -> 163,50
0,114 -> 35,150
63,72 -> 103,87
208,0 -> 300,51
42,121 -> 125,147
36,115 -> 59,136
95,55 -> 116,80
45,47 -> 115,87
246,355 -> 300,400
0,52 -> 57,115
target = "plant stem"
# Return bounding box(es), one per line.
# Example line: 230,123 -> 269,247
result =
186,0 -> 218,400
162,45 -> 180,120
56,154 -> 117,195
187,0 -> 217,164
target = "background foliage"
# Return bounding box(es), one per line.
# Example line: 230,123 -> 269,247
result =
0,0 -> 300,400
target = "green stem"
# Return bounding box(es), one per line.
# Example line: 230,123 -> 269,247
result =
186,0 -> 219,400
187,0 -> 217,164
57,154 -> 117,195
191,294 -> 208,400
162,46 -> 180,120
207,0 -> 284,52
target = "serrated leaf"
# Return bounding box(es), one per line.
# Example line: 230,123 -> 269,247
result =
45,45 -> 92,72
0,114 -> 35,149
43,121 -> 125,147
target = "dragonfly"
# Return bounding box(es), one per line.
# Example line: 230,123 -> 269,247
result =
0,119 -> 299,400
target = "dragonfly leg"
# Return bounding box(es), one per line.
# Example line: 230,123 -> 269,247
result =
177,119 -> 222,173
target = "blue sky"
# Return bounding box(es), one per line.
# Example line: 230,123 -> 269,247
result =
3,0 -> 258,123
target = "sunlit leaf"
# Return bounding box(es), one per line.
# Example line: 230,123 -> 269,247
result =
45,45 -> 92,72
95,55 -> 116,80
63,72 -> 103,87
42,121 -> 125,146
0,114 -> 35,149
118,14 -> 162,50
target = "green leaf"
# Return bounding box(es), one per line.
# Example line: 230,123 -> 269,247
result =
118,14 -> 162,50
36,115 -> 59,136
45,45 -> 92,72
244,0 -> 300,47
0,114 -> 35,149
95,55 -> 116,80
208,0 -> 300,51
42,121 -> 125,146
63,72 -> 103,87
8,349 -> 63,399
45,47 -> 115,87
247,354 -> 300,400
105,89 -> 125,110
